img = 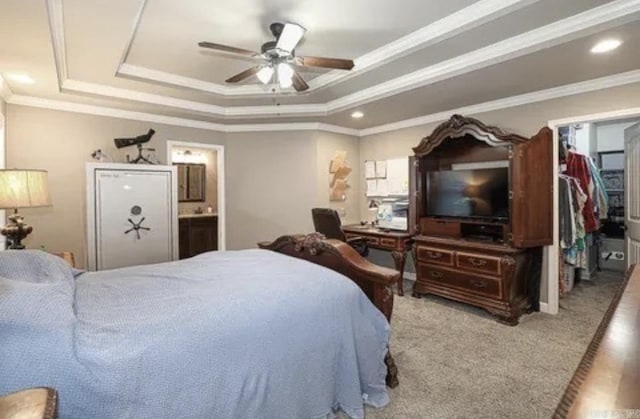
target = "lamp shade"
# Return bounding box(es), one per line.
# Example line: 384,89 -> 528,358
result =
0,169 -> 51,209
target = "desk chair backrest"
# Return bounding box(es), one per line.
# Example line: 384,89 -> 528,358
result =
311,208 -> 346,241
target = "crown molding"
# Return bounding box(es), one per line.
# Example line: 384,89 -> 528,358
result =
5,94 -> 359,136
360,69 -> 640,137
116,63 -> 289,97
326,0 -> 640,114
48,0 -> 640,120
8,68 -> 640,139
114,0 -> 537,97
61,79 -> 227,115
547,106 -> 640,128
0,75 -> 13,102
306,0 -> 539,92
45,0 -> 67,88
61,79 -> 328,117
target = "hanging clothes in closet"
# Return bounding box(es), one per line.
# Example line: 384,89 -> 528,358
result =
565,151 -> 608,232
559,175 -> 588,266
558,150 -> 608,295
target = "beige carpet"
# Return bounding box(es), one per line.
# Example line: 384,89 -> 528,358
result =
346,271 -> 622,419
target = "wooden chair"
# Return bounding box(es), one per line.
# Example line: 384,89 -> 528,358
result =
0,388 -> 57,419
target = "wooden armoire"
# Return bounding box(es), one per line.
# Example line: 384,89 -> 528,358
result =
411,115 -> 553,325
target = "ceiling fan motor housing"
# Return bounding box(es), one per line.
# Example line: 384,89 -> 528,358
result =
261,41 -> 278,54
269,22 -> 285,38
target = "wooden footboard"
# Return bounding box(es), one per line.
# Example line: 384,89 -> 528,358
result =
258,233 -> 400,387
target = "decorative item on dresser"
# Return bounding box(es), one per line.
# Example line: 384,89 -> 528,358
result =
0,169 -> 51,249
178,214 -> 218,259
342,224 -> 413,296
411,114 -> 553,325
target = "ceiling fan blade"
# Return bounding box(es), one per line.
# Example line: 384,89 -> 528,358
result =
198,41 -> 259,57
292,71 -> 309,92
276,22 -> 306,52
294,56 -> 354,70
225,66 -> 260,83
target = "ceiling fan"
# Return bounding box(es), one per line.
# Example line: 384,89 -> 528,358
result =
198,22 -> 355,92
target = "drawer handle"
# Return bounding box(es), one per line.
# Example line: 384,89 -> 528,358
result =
467,257 -> 487,267
470,279 -> 487,288
429,271 -> 443,279
427,251 -> 442,259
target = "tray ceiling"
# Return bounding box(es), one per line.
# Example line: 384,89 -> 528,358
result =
1,0 -> 639,131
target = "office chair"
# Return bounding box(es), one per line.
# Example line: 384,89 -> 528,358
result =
311,208 -> 369,257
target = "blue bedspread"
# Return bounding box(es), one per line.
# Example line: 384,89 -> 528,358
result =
0,249 -> 390,418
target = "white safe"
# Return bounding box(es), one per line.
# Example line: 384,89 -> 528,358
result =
86,163 -> 178,271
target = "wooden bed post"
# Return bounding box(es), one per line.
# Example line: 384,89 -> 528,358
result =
259,233 -> 400,388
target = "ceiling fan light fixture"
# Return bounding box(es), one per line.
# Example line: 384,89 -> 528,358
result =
256,66 -> 274,84
277,62 -> 294,88
276,23 -> 306,52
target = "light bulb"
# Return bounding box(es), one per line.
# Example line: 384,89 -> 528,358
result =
590,39 -> 622,54
277,63 -> 294,88
256,66 -> 274,84
276,23 -> 306,52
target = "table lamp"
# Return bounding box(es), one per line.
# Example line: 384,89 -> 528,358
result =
0,169 -> 51,249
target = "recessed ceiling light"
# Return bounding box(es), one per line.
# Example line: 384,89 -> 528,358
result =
590,39 -> 622,54
5,73 -> 35,84
351,111 -> 364,119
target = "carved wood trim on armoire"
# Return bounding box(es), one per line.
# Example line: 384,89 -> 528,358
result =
411,114 -> 553,325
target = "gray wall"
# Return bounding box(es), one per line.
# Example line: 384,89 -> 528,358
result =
225,131 -> 319,249
6,105 -> 361,265
6,105 -> 226,265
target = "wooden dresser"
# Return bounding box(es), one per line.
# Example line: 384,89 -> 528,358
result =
413,236 -> 539,325
178,214 -> 218,259
411,115 -> 552,324
554,265 -> 640,417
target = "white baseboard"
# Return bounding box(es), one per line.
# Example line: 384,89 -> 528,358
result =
539,302 -> 551,314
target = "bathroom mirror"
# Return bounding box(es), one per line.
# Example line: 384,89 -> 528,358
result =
175,163 -> 206,202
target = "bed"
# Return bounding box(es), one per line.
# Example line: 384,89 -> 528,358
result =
0,233 -> 399,419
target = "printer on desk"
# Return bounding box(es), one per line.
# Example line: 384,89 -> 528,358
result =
376,198 -> 409,231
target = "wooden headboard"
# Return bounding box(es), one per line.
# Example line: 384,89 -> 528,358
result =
259,233 -> 400,387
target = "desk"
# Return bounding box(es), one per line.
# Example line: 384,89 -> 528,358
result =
343,224 -> 413,296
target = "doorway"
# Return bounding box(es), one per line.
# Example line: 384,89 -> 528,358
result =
166,141 -> 225,252
546,109 -> 640,314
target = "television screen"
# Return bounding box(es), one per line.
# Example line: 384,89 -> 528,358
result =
425,168 -> 509,220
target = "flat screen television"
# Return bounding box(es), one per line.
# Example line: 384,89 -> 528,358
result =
425,167 -> 509,221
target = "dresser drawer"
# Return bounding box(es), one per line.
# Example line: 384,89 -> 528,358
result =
456,252 -> 501,275
416,246 -> 454,267
418,263 -> 502,299
364,236 -> 380,246
378,237 -> 397,249
345,233 -> 379,246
